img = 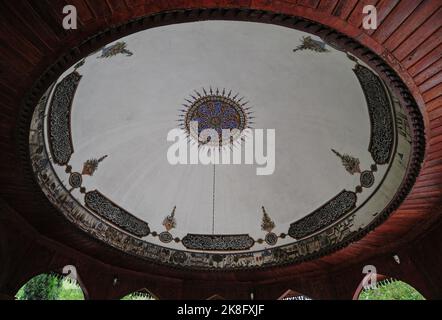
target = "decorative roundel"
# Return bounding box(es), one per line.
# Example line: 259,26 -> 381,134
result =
265,232 -> 278,246
172,251 -> 187,264
360,170 -> 375,188
159,231 -> 173,243
182,89 -> 250,147
68,172 -> 83,189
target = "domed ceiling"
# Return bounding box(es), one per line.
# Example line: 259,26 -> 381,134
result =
29,21 -> 416,270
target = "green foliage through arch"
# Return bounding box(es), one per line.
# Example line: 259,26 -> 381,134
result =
15,273 -> 85,300
359,279 -> 425,300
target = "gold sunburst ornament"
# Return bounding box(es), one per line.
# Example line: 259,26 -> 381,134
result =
178,88 -> 253,148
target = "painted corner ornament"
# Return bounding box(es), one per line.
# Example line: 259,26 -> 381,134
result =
98,42 -> 133,58
331,149 -> 361,175
261,206 -> 275,233
159,206 -> 177,244
163,206 -> 177,231
82,155 -> 108,176
293,36 -> 330,53
261,207 -> 278,246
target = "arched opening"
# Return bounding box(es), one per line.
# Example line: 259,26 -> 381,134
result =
15,272 -> 86,300
354,274 -> 425,300
358,279 -> 425,300
121,288 -> 157,300
278,289 -> 312,300
206,294 -> 225,300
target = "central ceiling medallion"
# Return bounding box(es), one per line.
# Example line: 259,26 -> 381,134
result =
180,88 -> 253,147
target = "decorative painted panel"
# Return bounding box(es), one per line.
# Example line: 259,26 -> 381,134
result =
85,190 -> 150,237
48,72 -> 81,165
353,64 -> 394,165
182,234 -> 255,251
288,190 -> 357,239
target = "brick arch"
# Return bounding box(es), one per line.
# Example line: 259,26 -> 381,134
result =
1,0 -> 441,299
